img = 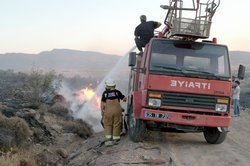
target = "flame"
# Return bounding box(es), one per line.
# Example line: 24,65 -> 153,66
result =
95,95 -> 101,105
79,87 -> 101,110
81,87 -> 95,100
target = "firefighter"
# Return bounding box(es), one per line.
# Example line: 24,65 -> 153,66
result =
100,78 -> 127,146
134,15 -> 161,52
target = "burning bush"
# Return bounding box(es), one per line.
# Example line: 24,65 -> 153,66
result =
0,114 -> 31,151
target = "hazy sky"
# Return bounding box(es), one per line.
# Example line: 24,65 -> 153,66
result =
0,0 -> 249,55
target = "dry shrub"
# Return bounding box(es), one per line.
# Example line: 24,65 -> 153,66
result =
37,104 -> 49,121
63,119 -> 93,139
38,104 -> 49,112
25,69 -> 61,107
0,148 -> 37,166
48,102 -> 72,119
36,149 -> 60,166
0,114 -> 31,151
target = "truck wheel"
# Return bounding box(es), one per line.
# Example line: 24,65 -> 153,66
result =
128,106 -> 146,142
203,127 -> 227,144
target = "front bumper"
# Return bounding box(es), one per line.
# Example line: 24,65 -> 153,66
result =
140,108 -> 231,127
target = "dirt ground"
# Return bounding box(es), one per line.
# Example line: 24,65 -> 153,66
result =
69,108 -> 250,166
160,108 -> 250,166
1,104 -> 250,166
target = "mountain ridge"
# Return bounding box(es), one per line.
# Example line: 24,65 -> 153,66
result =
0,49 -> 121,77
0,49 -> 249,77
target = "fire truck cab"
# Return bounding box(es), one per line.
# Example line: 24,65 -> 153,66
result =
127,0 -> 245,144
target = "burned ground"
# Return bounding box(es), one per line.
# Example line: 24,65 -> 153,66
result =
0,70 -> 94,165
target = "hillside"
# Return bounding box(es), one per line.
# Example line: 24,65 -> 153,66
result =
1,69 -> 250,166
0,49 -> 250,78
0,49 -> 121,77
230,51 -> 250,70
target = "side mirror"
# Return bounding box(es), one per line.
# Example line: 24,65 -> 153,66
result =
237,65 -> 245,80
128,52 -> 136,67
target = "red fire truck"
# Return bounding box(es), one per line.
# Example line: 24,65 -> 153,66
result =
127,0 -> 245,144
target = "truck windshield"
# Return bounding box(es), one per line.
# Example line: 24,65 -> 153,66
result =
149,39 -> 230,79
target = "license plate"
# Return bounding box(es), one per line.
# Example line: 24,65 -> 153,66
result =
145,112 -> 169,119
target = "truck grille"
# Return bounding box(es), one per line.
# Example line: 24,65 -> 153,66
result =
161,92 -> 217,110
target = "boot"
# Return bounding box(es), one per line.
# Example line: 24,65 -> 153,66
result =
104,138 -> 113,147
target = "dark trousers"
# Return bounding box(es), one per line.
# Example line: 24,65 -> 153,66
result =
134,38 -> 148,52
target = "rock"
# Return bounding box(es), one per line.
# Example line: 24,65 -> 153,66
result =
56,148 -> 68,158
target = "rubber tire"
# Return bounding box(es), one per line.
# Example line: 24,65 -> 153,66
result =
203,127 -> 227,144
128,106 -> 146,142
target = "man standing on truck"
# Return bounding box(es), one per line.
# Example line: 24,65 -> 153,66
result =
100,78 -> 127,146
134,15 -> 161,52
233,80 -> 241,117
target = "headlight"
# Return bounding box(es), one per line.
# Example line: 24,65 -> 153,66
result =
215,104 -> 228,112
148,98 -> 161,107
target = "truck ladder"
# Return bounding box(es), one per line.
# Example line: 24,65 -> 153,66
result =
160,0 -> 220,40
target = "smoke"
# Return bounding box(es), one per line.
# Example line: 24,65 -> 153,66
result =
60,46 -> 136,132
58,82 -> 86,112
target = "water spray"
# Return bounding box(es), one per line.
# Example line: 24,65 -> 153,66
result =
74,46 -> 136,132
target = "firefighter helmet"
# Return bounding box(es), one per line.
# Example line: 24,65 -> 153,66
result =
105,78 -> 116,86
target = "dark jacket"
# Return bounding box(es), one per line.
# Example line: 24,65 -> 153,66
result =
101,89 -> 125,102
134,21 -> 159,43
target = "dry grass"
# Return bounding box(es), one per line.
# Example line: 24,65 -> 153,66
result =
0,114 -> 31,151
0,148 -> 37,166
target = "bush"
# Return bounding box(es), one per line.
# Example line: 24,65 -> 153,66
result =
0,149 -> 37,166
63,119 -> 93,139
0,115 -> 31,150
0,69 -> 62,108
24,68 -> 62,107
48,102 -> 72,120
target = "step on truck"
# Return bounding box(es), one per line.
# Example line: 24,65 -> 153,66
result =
127,0 -> 245,144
